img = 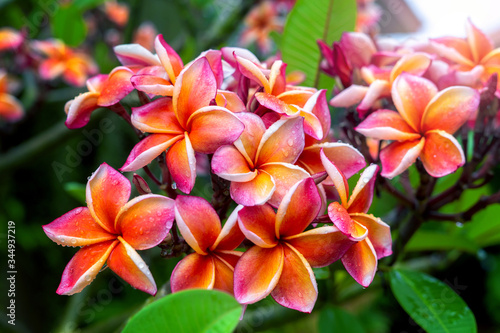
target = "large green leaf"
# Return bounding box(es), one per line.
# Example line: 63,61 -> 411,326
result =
51,4 -> 87,47
318,306 -> 366,333
389,269 -> 477,333
281,0 -> 357,88
122,289 -> 242,333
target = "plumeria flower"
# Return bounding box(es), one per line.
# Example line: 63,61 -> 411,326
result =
121,57 -> 245,194
234,178 -> 354,312
42,163 -> 175,295
330,52 -> 432,117
32,39 -> 97,87
64,67 -> 136,128
212,113 -> 309,207
321,151 -> 392,287
170,196 -> 244,294
356,73 -> 480,178
0,28 -> 23,52
104,0 -> 129,27
432,19 -> 500,90
0,70 -> 24,121
133,22 -> 158,52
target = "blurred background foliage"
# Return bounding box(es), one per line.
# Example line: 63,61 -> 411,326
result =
0,0 -> 500,332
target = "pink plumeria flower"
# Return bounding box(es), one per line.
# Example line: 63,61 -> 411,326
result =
121,57 -> 244,194
32,39 -> 98,87
212,113 -> 309,207
321,152 -> 392,287
330,52 -> 432,117
64,67 -> 136,128
356,73 -> 480,178
234,178 -> 354,312
0,70 -> 24,121
42,163 -> 175,295
0,28 -> 23,52
170,197 -> 244,294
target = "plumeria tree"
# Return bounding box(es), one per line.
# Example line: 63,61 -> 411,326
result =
2,0 -> 500,332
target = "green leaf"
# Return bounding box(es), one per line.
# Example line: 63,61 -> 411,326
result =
389,269 -> 477,333
281,0 -> 357,88
462,203 -> 500,247
313,266 -> 330,280
318,306 -> 366,333
51,4 -> 87,47
122,289 -> 242,333
74,0 -> 106,11
405,230 -> 479,254
63,182 -> 86,205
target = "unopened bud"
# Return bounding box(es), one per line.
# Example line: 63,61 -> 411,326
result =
312,171 -> 328,185
132,173 -> 152,194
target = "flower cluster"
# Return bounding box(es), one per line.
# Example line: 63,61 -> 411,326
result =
43,34 -> 392,313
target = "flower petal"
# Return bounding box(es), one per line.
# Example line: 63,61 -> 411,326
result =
215,90 -> 246,112
276,178 -> 321,238
421,86 -> 479,134
173,57 -> 216,128
175,195 -> 221,254
87,163 -> 131,233
234,245 -> 284,304
114,43 -> 160,67
285,226 -> 355,267
271,243 -> 317,313
64,92 -> 99,129
357,80 -> 391,116
261,163 -> 310,208
131,74 -> 173,96
211,205 -> 245,251
235,54 -> 270,92
230,170 -> 275,206
431,37 -> 474,67
121,133 -> 183,172
302,90 -> 330,141
380,138 -> 425,179
340,32 -> 377,68
43,207 -> 115,247
212,254 -> 237,294
466,19 -> 493,63
320,149 -> 349,206
56,240 -> 118,295
421,130 -> 465,178
166,135 -> 197,194
328,202 -> 367,241
341,238 -> 378,287
256,117 -> 305,165
389,53 -> 432,84
170,253 -> 215,292
39,58 -> 65,80
212,145 -> 256,182
238,204 -> 278,247
355,109 -> 420,141
187,106 -> 245,154
116,194 -> 175,250
131,97 -> 184,134
155,35 -> 184,83
108,239 -> 157,295
349,213 -> 392,259
329,85 -> 368,108
200,49 -> 224,88
347,164 -> 379,214
233,112 -> 266,165
97,66 -> 135,106
392,73 -> 438,132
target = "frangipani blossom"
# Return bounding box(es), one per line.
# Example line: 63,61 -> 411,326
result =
170,196 -> 244,294
212,113 -> 309,207
234,178 -> 354,312
356,73 -> 480,178
0,70 -> 24,121
32,39 -> 97,87
64,67 -> 136,128
432,20 -> 500,90
321,152 -> 392,287
0,28 -> 23,51
330,52 -> 432,117
104,0 -> 129,27
42,163 -> 175,295
121,57 -> 245,194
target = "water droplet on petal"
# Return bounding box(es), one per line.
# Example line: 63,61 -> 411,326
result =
287,138 -> 294,146
171,182 -> 177,190
85,275 -> 92,282
362,177 -> 370,183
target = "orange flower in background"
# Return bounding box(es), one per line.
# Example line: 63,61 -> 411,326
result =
42,163 -> 175,295
234,178 -> 354,312
432,19 -> 500,90
104,0 -> 130,27
321,152 -> 392,287
170,196 -> 244,294
32,39 -> 97,87
133,22 -> 158,51
240,0 -> 283,53
0,28 -> 23,52
0,70 -> 24,122
356,73 -> 480,178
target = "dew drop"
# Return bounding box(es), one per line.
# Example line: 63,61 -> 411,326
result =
139,227 -> 144,235
362,177 -> 369,183
71,239 -> 77,245
455,222 -> 464,228
171,182 -> 177,190
85,275 -> 92,282
287,138 -> 294,146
